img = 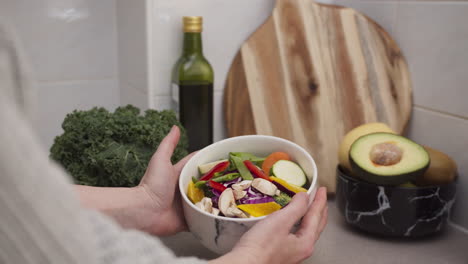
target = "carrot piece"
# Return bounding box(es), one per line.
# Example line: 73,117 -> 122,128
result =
262,152 -> 290,175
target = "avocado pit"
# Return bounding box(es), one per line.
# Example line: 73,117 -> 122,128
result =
370,142 -> 403,166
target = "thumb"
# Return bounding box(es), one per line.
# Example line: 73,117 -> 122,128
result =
263,192 -> 309,233
144,126 -> 180,180
152,125 -> 180,163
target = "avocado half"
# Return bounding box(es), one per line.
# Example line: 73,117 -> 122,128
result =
349,133 -> 430,185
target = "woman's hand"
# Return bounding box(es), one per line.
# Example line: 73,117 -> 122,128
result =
137,125 -> 194,236
76,126 -> 193,236
212,187 -> 328,264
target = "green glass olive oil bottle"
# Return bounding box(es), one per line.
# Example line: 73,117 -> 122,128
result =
172,16 -> 214,152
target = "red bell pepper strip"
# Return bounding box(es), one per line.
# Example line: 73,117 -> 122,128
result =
243,160 -> 272,181
209,180 -> 227,192
200,161 -> 230,181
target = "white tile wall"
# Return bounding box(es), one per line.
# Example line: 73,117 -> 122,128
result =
395,2 -> 468,118
36,79 -> 119,148
120,81 -> 149,110
152,95 -> 172,111
0,0 -> 120,148
0,0 -> 118,82
116,0 -> 148,94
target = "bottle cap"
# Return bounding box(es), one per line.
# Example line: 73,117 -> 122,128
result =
183,16 -> 202,33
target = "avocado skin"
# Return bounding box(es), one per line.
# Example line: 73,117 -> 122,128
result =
349,154 -> 430,185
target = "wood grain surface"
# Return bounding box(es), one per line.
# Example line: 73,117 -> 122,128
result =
224,0 -> 412,192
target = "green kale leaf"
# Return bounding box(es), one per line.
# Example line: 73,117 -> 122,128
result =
50,105 -> 188,187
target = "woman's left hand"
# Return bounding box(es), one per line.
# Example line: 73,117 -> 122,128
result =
137,125 -> 195,236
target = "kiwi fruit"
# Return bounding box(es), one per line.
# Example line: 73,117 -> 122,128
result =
415,146 -> 457,186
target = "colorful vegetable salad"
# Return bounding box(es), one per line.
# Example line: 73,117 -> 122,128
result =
187,152 -> 308,218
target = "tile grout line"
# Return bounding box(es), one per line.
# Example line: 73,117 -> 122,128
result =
121,80 -> 148,96
111,0 -> 120,104
37,78 -> 117,85
146,0 -> 155,109
413,105 -> 468,122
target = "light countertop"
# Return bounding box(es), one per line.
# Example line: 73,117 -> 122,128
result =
161,200 -> 468,263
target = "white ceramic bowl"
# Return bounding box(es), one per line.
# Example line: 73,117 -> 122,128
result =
179,135 -> 318,254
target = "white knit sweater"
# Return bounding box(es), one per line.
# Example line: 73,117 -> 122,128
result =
0,22 -> 206,264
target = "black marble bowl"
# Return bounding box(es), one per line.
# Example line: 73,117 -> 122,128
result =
336,166 -> 456,237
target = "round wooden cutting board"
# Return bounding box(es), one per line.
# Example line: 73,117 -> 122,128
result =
224,0 -> 412,193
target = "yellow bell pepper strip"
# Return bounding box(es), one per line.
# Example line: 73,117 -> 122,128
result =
270,176 -> 307,194
237,202 -> 282,217
187,181 -> 205,203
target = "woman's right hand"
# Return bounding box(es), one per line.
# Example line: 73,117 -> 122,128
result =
212,187 -> 328,264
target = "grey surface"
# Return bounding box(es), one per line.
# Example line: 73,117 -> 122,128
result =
162,200 -> 468,263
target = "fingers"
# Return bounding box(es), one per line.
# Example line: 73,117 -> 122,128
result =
265,192 -> 309,233
174,151 -> 198,176
153,126 -> 180,162
296,187 -> 328,240
316,205 -> 328,240
173,192 -> 188,232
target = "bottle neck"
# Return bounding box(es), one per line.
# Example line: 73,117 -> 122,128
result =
182,32 -> 203,56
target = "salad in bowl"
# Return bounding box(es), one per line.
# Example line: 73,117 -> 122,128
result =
178,135 -> 317,254
187,151 -> 309,218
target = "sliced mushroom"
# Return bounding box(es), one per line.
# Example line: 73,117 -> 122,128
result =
211,208 -> 220,216
218,188 -> 250,218
201,197 -> 213,212
226,207 -> 248,218
195,201 -> 204,211
252,178 -> 278,196
233,189 -> 247,200
195,197 -> 213,213
232,180 -> 252,191
218,188 -> 236,216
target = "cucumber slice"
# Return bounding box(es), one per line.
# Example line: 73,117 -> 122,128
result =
198,159 -> 228,174
272,160 -> 307,187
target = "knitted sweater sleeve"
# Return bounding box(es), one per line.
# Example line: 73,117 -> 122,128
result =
0,21 -> 206,264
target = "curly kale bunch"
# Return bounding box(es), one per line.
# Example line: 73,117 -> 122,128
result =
50,105 -> 188,187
